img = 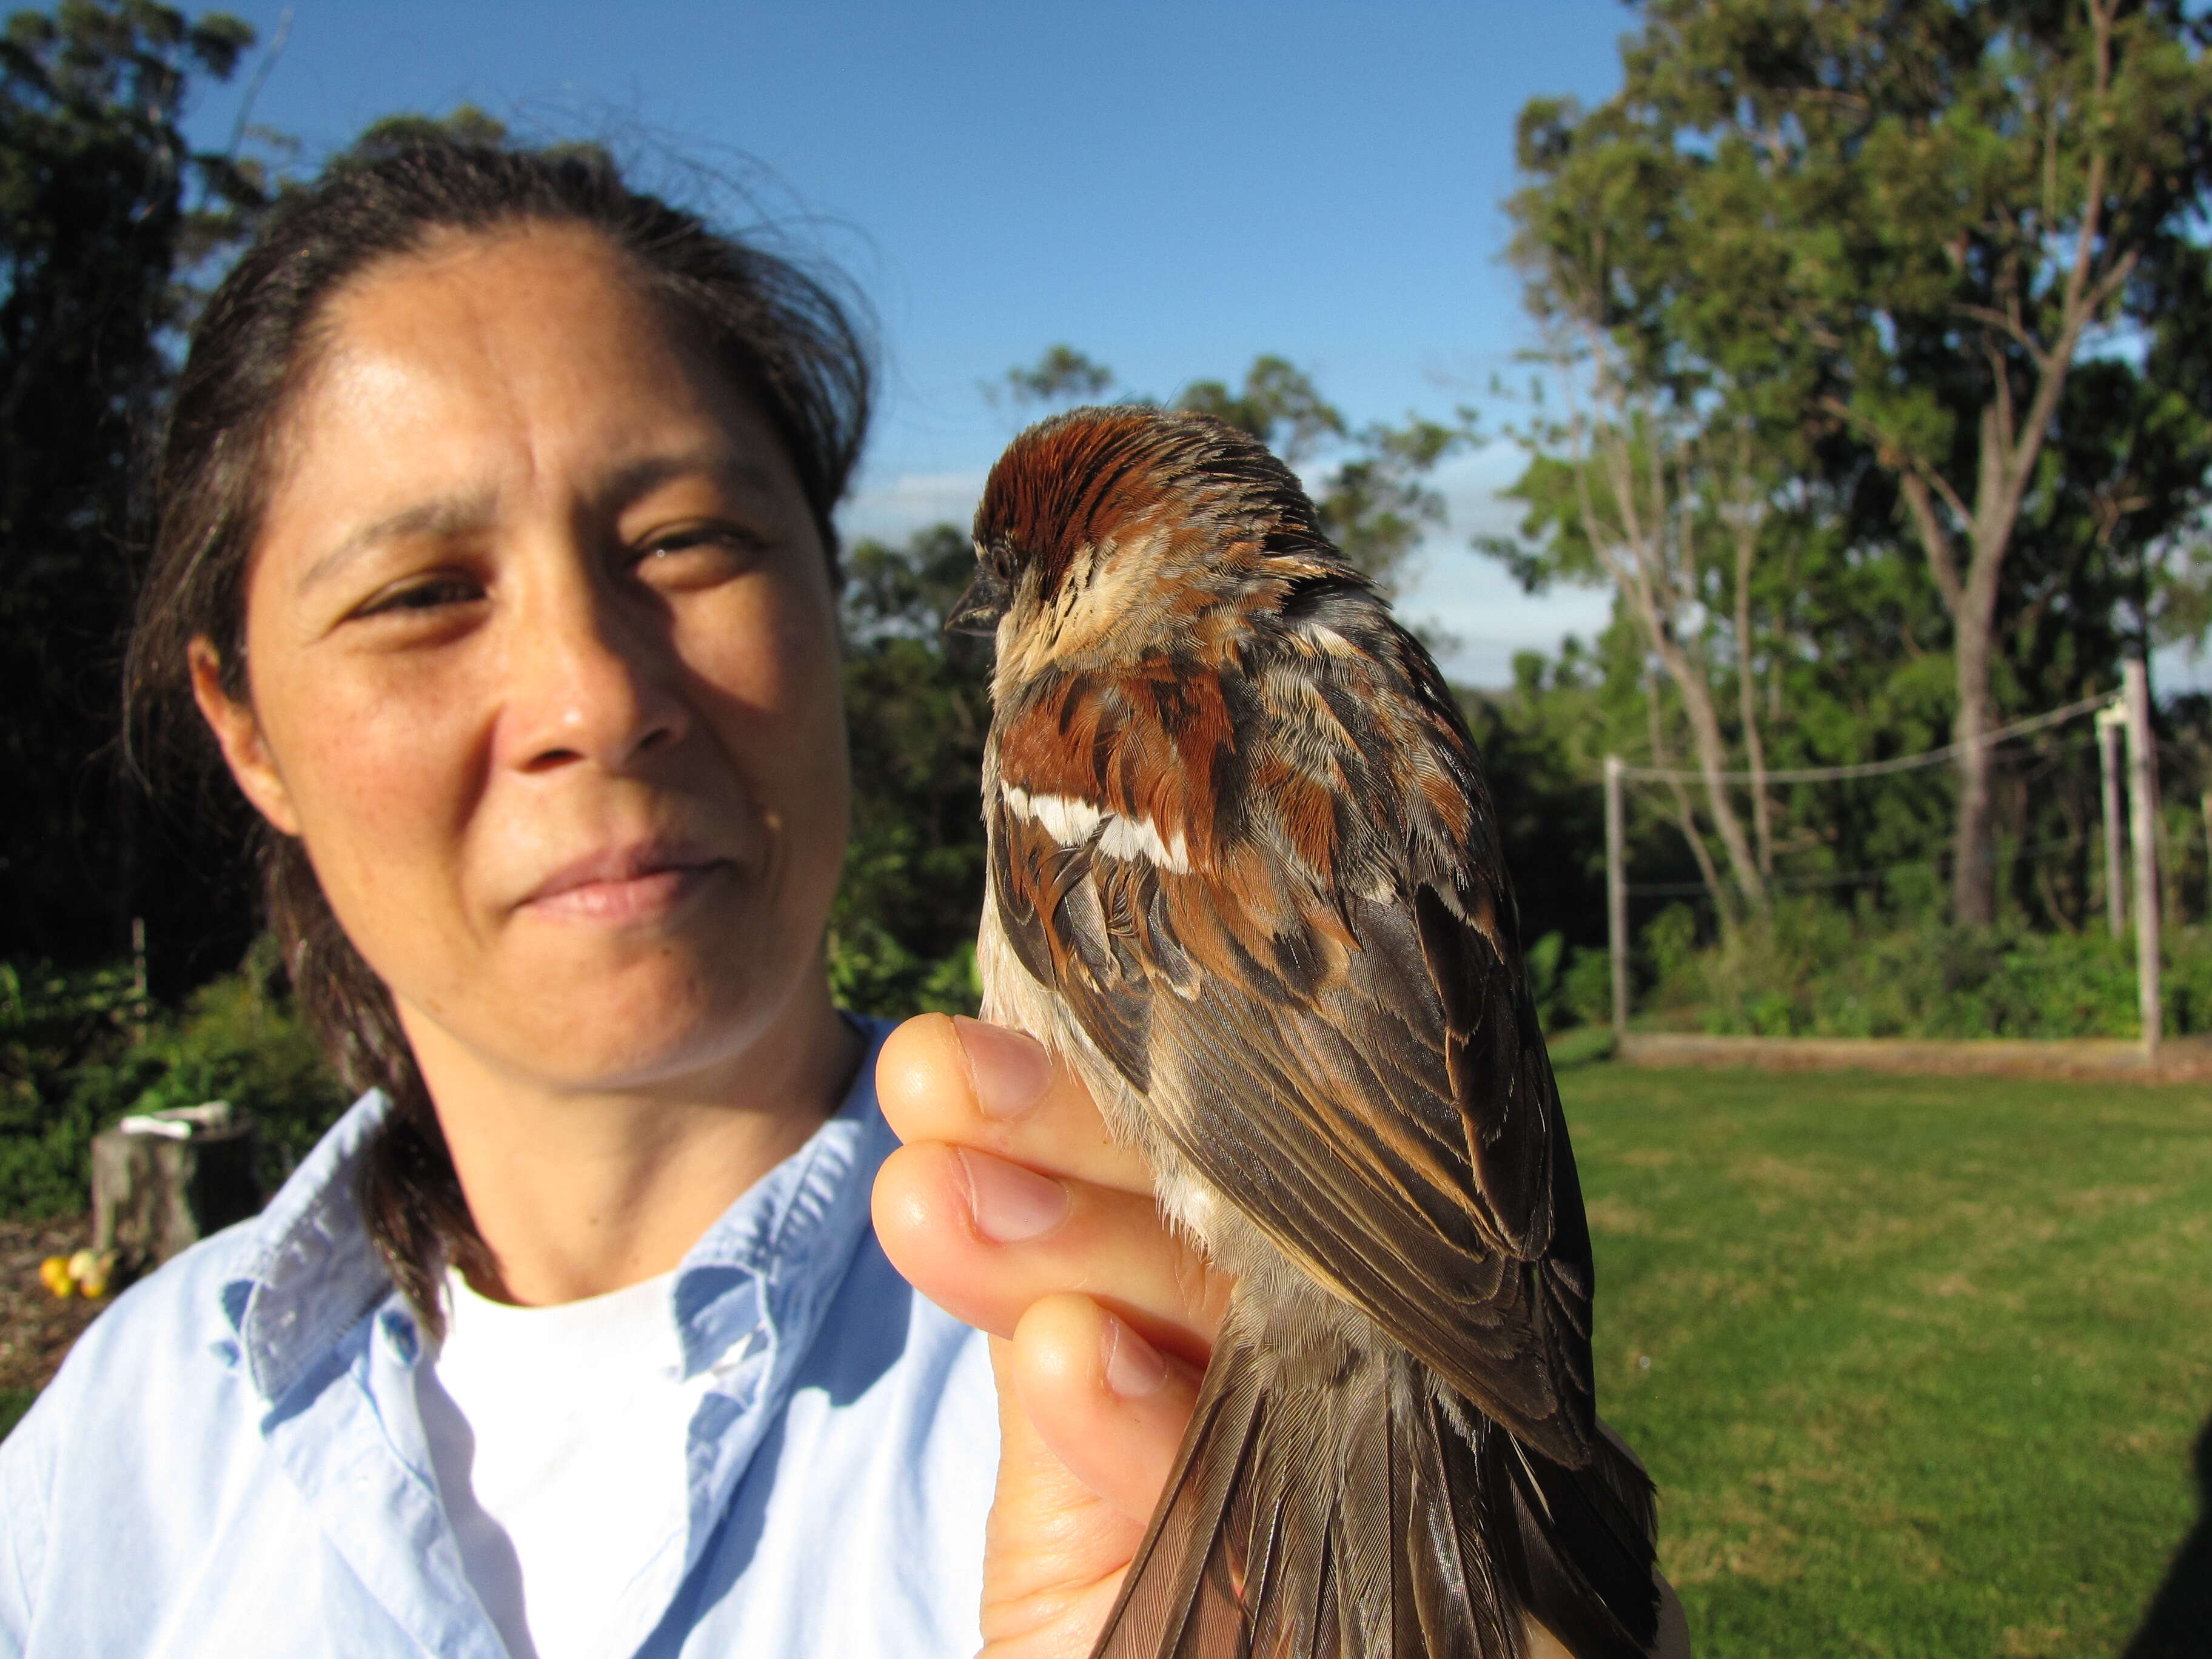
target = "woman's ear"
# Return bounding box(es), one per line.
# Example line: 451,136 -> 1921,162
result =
187,638 -> 303,837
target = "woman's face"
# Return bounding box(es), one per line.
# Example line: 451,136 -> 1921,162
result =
198,224 -> 851,1099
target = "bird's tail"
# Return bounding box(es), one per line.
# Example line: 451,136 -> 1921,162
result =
1092,1304 -> 1661,1659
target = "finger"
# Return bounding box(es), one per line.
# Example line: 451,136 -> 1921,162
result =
977,1336 -> 1143,1652
1009,1292 -> 1199,1524
877,1013 -> 1155,1195
873,1142 -> 1229,1364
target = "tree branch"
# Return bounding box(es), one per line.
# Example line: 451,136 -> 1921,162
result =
1899,469 -> 1967,615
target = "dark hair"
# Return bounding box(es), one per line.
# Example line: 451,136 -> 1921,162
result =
124,136 -> 873,1332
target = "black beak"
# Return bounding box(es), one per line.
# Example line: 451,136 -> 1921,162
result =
944,567 -> 1012,637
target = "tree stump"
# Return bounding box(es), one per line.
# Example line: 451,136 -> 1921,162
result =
90,1108 -> 263,1275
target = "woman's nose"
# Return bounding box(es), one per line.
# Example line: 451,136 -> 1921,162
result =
502,565 -> 690,774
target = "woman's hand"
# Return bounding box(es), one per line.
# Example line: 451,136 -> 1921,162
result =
873,1014 -> 1233,1659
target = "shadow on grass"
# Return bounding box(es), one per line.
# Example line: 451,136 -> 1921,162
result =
1545,1028 -> 1617,1072
2125,1411 -> 2212,1658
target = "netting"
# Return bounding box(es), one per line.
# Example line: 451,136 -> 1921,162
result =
1609,691 -> 2140,917
1598,669 -> 2176,1048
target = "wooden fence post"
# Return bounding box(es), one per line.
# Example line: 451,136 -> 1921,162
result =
1606,754 -> 1628,1047
2098,704 -> 2127,939
2123,659 -> 2161,1061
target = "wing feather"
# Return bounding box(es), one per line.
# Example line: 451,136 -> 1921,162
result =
987,614 -> 1599,1467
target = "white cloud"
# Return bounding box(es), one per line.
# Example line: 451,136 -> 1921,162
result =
1399,442 -> 1614,687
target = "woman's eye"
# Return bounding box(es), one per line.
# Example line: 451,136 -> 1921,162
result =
354,575 -> 485,618
633,523 -> 762,577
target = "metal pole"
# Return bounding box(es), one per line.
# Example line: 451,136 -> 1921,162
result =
2098,706 -> 2127,939
1605,754 -> 1628,1047
2124,659 -> 2161,1061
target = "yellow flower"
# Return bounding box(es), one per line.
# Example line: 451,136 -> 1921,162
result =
67,1249 -> 115,1300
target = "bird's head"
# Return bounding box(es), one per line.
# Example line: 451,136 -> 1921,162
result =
948,406 -> 1359,683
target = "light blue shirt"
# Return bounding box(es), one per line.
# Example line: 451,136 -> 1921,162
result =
0,1017 -> 999,1657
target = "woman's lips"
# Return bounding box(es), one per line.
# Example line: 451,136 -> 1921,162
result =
518,844 -> 732,923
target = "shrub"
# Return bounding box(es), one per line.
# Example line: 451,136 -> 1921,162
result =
0,940 -> 347,1220
1637,900 -> 2211,1041
1561,945 -> 1615,1030
826,922 -> 979,1022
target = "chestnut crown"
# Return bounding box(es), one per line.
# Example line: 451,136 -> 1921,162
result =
946,406 -> 1352,639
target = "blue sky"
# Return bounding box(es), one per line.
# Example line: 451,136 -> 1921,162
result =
177,1 -> 1640,682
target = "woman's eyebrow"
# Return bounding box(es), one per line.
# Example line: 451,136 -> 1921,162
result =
296,495 -> 497,595
292,453 -> 780,597
598,451 -> 783,509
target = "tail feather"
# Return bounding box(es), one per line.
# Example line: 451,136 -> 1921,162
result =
1093,1304 -> 1657,1659
1398,1379 -> 1492,1659
1100,1338 -> 1264,1657
1494,1427 -> 1660,1659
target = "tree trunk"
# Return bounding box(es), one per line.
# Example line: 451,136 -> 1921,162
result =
1852,1 -> 2131,929
1653,632 -> 1770,915
1649,682 -> 1731,921
1577,406 -> 1771,917
1732,503 -> 1775,877
91,1117 -> 262,1276
1951,610 -> 1997,925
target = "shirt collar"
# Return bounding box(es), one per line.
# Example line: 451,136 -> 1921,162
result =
668,1017 -> 897,1378
220,1014 -> 898,1404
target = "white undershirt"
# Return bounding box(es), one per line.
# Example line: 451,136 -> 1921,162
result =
417,1265 -> 713,1659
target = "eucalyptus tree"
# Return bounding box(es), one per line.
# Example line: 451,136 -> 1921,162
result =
1505,0 -> 2212,925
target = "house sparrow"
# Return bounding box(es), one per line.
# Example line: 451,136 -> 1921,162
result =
949,407 -> 1663,1659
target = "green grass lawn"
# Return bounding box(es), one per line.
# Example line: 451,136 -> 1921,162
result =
1561,1058 -> 2212,1658
4,1057 -> 2203,1653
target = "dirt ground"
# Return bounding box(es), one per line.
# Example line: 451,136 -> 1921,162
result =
0,1215 -> 104,1394
1617,1030 -> 2212,1084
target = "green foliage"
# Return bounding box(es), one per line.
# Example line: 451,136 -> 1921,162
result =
1522,930 -> 1567,1027
0,958 -> 143,1217
0,939 -> 345,1219
985,342 -> 1115,415
338,102 -> 508,164
1179,354 -> 1347,465
1638,900 -> 2212,1041
832,524 -> 993,1019
826,927 -> 978,1022
1522,931 -> 1617,1033
1496,0 -> 2212,928
1,0 -> 271,977
1459,642 -> 1712,954
1559,944 -> 1615,1031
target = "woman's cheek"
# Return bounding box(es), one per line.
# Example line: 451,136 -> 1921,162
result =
267,657 -> 489,963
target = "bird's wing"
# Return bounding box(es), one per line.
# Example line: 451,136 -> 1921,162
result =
987,615 -> 1598,1464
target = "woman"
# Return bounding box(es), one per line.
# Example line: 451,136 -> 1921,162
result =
0,139 -> 1223,1658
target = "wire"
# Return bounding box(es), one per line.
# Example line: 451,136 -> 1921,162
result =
1623,828 -> 2111,900
1613,691 -> 2115,785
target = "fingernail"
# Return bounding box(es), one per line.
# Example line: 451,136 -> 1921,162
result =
957,1148 -> 1068,1243
953,1016 -> 1051,1120
1103,1314 -> 1170,1399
